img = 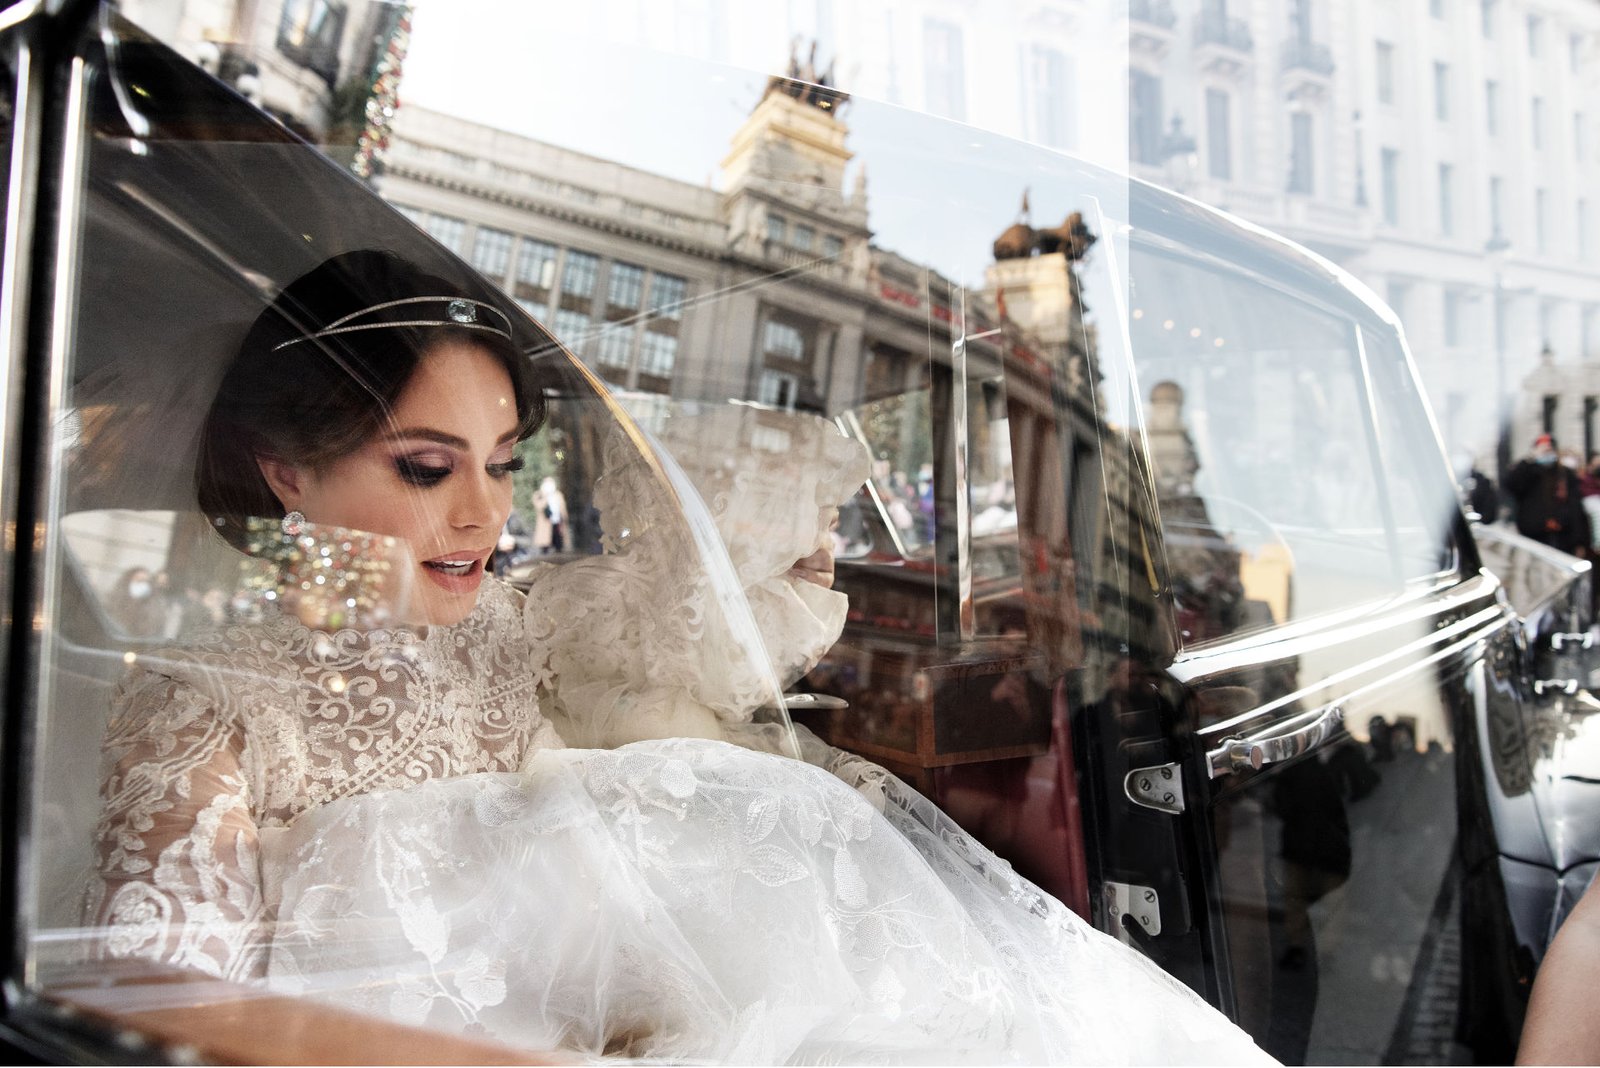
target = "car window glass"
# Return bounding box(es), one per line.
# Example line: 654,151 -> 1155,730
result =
1132,250 -> 1405,647
25,19 -> 801,1043
1362,326 -> 1460,581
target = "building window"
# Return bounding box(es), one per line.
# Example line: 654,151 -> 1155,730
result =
1528,13 -> 1542,57
1438,163 -> 1454,237
1481,0 -> 1494,37
1376,41 -> 1395,105
766,213 -> 787,243
1430,0 -> 1444,18
275,0 -> 347,86
1532,97 -> 1544,151
762,319 -> 806,363
1130,70 -> 1163,165
823,234 -> 844,260
793,224 -> 815,252
556,250 -> 600,351
516,239 -> 558,289
393,203 -> 424,226
758,369 -> 799,410
1536,188 -> 1548,253
552,307 -> 591,349
639,330 -> 678,380
1580,199 -> 1591,261
1489,175 -> 1504,240
1444,289 -> 1462,347
1572,32 -> 1584,73
1386,279 -> 1409,319
595,325 -> 633,369
470,226 -> 514,280
1485,80 -> 1499,136
1026,45 -> 1076,150
1381,148 -> 1400,225
513,239 -> 558,318
605,262 -> 645,320
1577,114 -> 1587,163
648,273 -> 687,321
560,250 -> 599,301
1288,112 -> 1315,194
923,19 -> 967,122
422,212 -> 466,255
1206,88 -> 1232,180
1433,63 -> 1451,121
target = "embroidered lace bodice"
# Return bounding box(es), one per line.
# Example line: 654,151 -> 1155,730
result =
88,579 -> 560,979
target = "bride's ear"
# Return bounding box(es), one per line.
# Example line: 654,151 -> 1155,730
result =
256,454 -> 308,513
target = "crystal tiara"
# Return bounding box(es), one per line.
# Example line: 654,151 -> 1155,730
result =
270,296 -> 515,352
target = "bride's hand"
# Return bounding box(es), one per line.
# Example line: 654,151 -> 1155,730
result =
789,544 -> 835,589
789,508 -> 839,589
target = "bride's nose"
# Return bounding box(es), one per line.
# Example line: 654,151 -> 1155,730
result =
447,467 -> 501,532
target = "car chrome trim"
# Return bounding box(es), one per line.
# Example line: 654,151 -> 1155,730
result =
1197,601 -> 1509,739
1207,704 -> 1345,779
0,30 -> 39,653
1124,762 -> 1185,814
0,2 -> 44,41
18,50 -> 92,987
1174,571 -> 1501,689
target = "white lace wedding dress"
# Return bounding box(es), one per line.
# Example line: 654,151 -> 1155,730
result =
90,412 -> 1270,1064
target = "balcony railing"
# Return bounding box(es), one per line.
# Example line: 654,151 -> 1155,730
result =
1194,11 -> 1253,52
1129,0 -> 1178,30
1281,38 -> 1335,76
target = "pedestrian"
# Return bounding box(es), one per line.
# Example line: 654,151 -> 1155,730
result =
532,475 -> 566,554
1504,434 -> 1591,555
1454,451 -> 1499,523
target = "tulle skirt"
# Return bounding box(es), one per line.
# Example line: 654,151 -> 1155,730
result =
260,737 -> 1271,1064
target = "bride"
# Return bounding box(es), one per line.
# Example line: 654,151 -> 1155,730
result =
89,250 -> 1270,1064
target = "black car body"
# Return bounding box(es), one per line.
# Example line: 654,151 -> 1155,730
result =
0,3 -> 1595,1063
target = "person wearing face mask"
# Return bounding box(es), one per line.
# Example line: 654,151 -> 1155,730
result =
1505,433 -> 1591,555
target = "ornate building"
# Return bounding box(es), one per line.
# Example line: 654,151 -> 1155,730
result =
375,65 -> 971,417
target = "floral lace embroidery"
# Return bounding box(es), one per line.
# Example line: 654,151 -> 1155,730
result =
87,579 -> 558,978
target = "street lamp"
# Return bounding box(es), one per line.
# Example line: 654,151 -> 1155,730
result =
1486,232 -> 1511,501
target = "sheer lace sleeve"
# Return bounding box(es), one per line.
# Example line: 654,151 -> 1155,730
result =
88,664 -> 265,982
524,410 -> 868,749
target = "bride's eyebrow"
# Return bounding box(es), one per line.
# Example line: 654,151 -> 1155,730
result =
387,427 -> 520,448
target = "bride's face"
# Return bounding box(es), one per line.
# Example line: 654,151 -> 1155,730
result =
270,339 -> 522,626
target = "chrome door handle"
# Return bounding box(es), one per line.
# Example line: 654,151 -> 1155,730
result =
1207,704 -> 1345,778
1552,631 -> 1596,651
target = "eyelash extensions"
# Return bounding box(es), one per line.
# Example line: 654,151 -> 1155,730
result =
395,454 -> 524,487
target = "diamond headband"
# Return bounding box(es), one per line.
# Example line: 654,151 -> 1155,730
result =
270,296 -> 515,352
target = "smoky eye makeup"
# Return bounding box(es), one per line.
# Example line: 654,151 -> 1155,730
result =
487,454 -> 526,478
394,453 -> 453,487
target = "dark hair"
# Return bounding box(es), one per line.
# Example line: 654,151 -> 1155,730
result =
197,249 -> 545,548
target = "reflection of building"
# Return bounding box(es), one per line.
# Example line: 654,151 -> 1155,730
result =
376,70 -> 976,412
119,0 -> 399,144
1119,0 -> 1600,469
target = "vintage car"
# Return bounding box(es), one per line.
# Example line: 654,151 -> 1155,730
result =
0,2 -> 1595,1063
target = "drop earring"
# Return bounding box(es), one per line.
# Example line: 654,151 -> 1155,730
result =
282,510 -> 306,536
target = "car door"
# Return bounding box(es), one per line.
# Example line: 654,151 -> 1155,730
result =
1068,209 -> 1537,1063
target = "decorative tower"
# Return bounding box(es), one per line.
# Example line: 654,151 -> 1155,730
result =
719,42 -> 870,273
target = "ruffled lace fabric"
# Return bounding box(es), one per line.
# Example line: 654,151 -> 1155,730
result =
525,410 -> 869,748
262,734 -> 1269,1063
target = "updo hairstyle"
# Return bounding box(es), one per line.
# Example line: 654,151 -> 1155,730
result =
197,249 -> 545,549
